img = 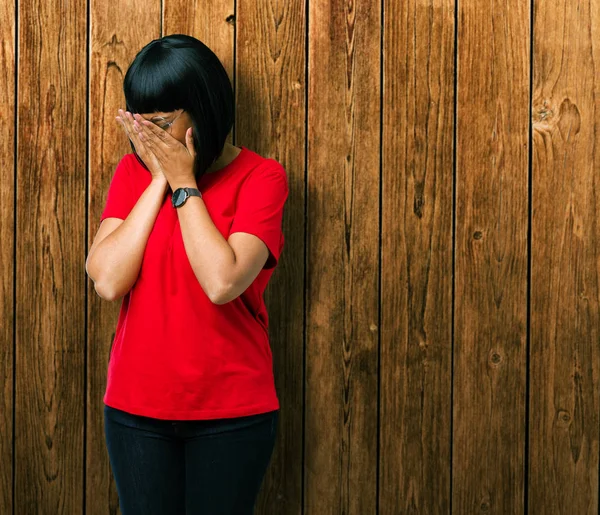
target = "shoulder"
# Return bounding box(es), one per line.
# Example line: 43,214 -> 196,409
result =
115,152 -> 136,167
243,161 -> 288,198
243,152 -> 288,186
116,152 -> 148,181
112,153 -> 136,175
123,152 -> 144,169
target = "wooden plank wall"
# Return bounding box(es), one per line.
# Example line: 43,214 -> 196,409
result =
530,0 -> 599,512
1,0 -> 598,513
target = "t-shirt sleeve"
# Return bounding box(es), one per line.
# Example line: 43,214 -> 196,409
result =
99,155 -> 135,223
229,161 -> 289,269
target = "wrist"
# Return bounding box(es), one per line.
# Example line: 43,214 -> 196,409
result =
149,178 -> 169,200
170,176 -> 198,191
151,176 -> 169,189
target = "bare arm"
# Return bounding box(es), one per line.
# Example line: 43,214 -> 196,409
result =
169,181 -> 269,304
86,177 -> 169,301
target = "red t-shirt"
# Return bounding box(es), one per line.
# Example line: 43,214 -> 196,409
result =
98,145 -> 288,420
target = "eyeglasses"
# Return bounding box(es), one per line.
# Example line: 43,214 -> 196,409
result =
151,109 -> 185,132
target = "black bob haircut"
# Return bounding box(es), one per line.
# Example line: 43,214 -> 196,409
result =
123,34 -> 234,180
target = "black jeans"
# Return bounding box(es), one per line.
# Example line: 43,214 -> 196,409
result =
103,404 -> 278,515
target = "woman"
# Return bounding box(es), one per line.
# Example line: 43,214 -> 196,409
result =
85,34 -> 288,515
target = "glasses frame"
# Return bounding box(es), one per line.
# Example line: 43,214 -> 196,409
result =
152,109 -> 185,132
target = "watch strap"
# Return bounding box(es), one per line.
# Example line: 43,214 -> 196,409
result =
185,187 -> 202,199
172,187 -> 202,208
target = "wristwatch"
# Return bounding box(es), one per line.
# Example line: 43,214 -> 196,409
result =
172,187 -> 202,208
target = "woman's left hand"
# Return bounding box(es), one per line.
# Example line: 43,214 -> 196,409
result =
132,113 -> 197,189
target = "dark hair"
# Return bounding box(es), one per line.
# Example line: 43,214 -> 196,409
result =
123,34 -> 234,180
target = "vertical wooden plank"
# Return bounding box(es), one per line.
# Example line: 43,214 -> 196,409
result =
0,0 -> 15,512
16,0 -> 87,511
453,0 -> 530,513
234,1 -> 306,513
305,0 -> 380,513
86,1 -> 160,513
380,0 -> 455,512
164,0 -> 306,510
530,0 -> 600,512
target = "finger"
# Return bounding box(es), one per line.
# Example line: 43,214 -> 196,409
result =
124,111 -> 142,141
131,115 -> 153,144
134,118 -> 161,152
120,110 -> 141,143
185,127 -> 196,158
116,113 -> 132,139
133,115 -> 168,160
119,110 -> 146,153
117,110 -> 136,141
116,115 -> 140,152
135,114 -> 174,146
116,120 -> 149,168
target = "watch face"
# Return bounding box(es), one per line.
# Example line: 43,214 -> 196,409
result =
173,188 -> 187,206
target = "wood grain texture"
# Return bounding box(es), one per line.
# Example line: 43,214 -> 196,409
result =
7,0 -> 600,512
235,0 -> 306,512
529,0 -> 600,513
380,0 -> 455,513
0,0 -> 15,512
305,0 -> 380,513
86,1 -> 161,513
453,0 -> 530,513
16,0 -> 87,512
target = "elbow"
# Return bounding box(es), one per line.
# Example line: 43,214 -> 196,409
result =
88,258 -> 116,301
208,281 -> 234,305
85,255 -> 97,283
87,255 -> 129,301
194,268 -> 232,305
93,279 -> 124,302
209,289 -> 228,305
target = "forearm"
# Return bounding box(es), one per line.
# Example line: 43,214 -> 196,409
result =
88,178 -> 169,300
175,191 -> 236,303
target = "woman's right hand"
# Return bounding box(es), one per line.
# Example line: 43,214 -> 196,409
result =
116,109 -> 167,183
